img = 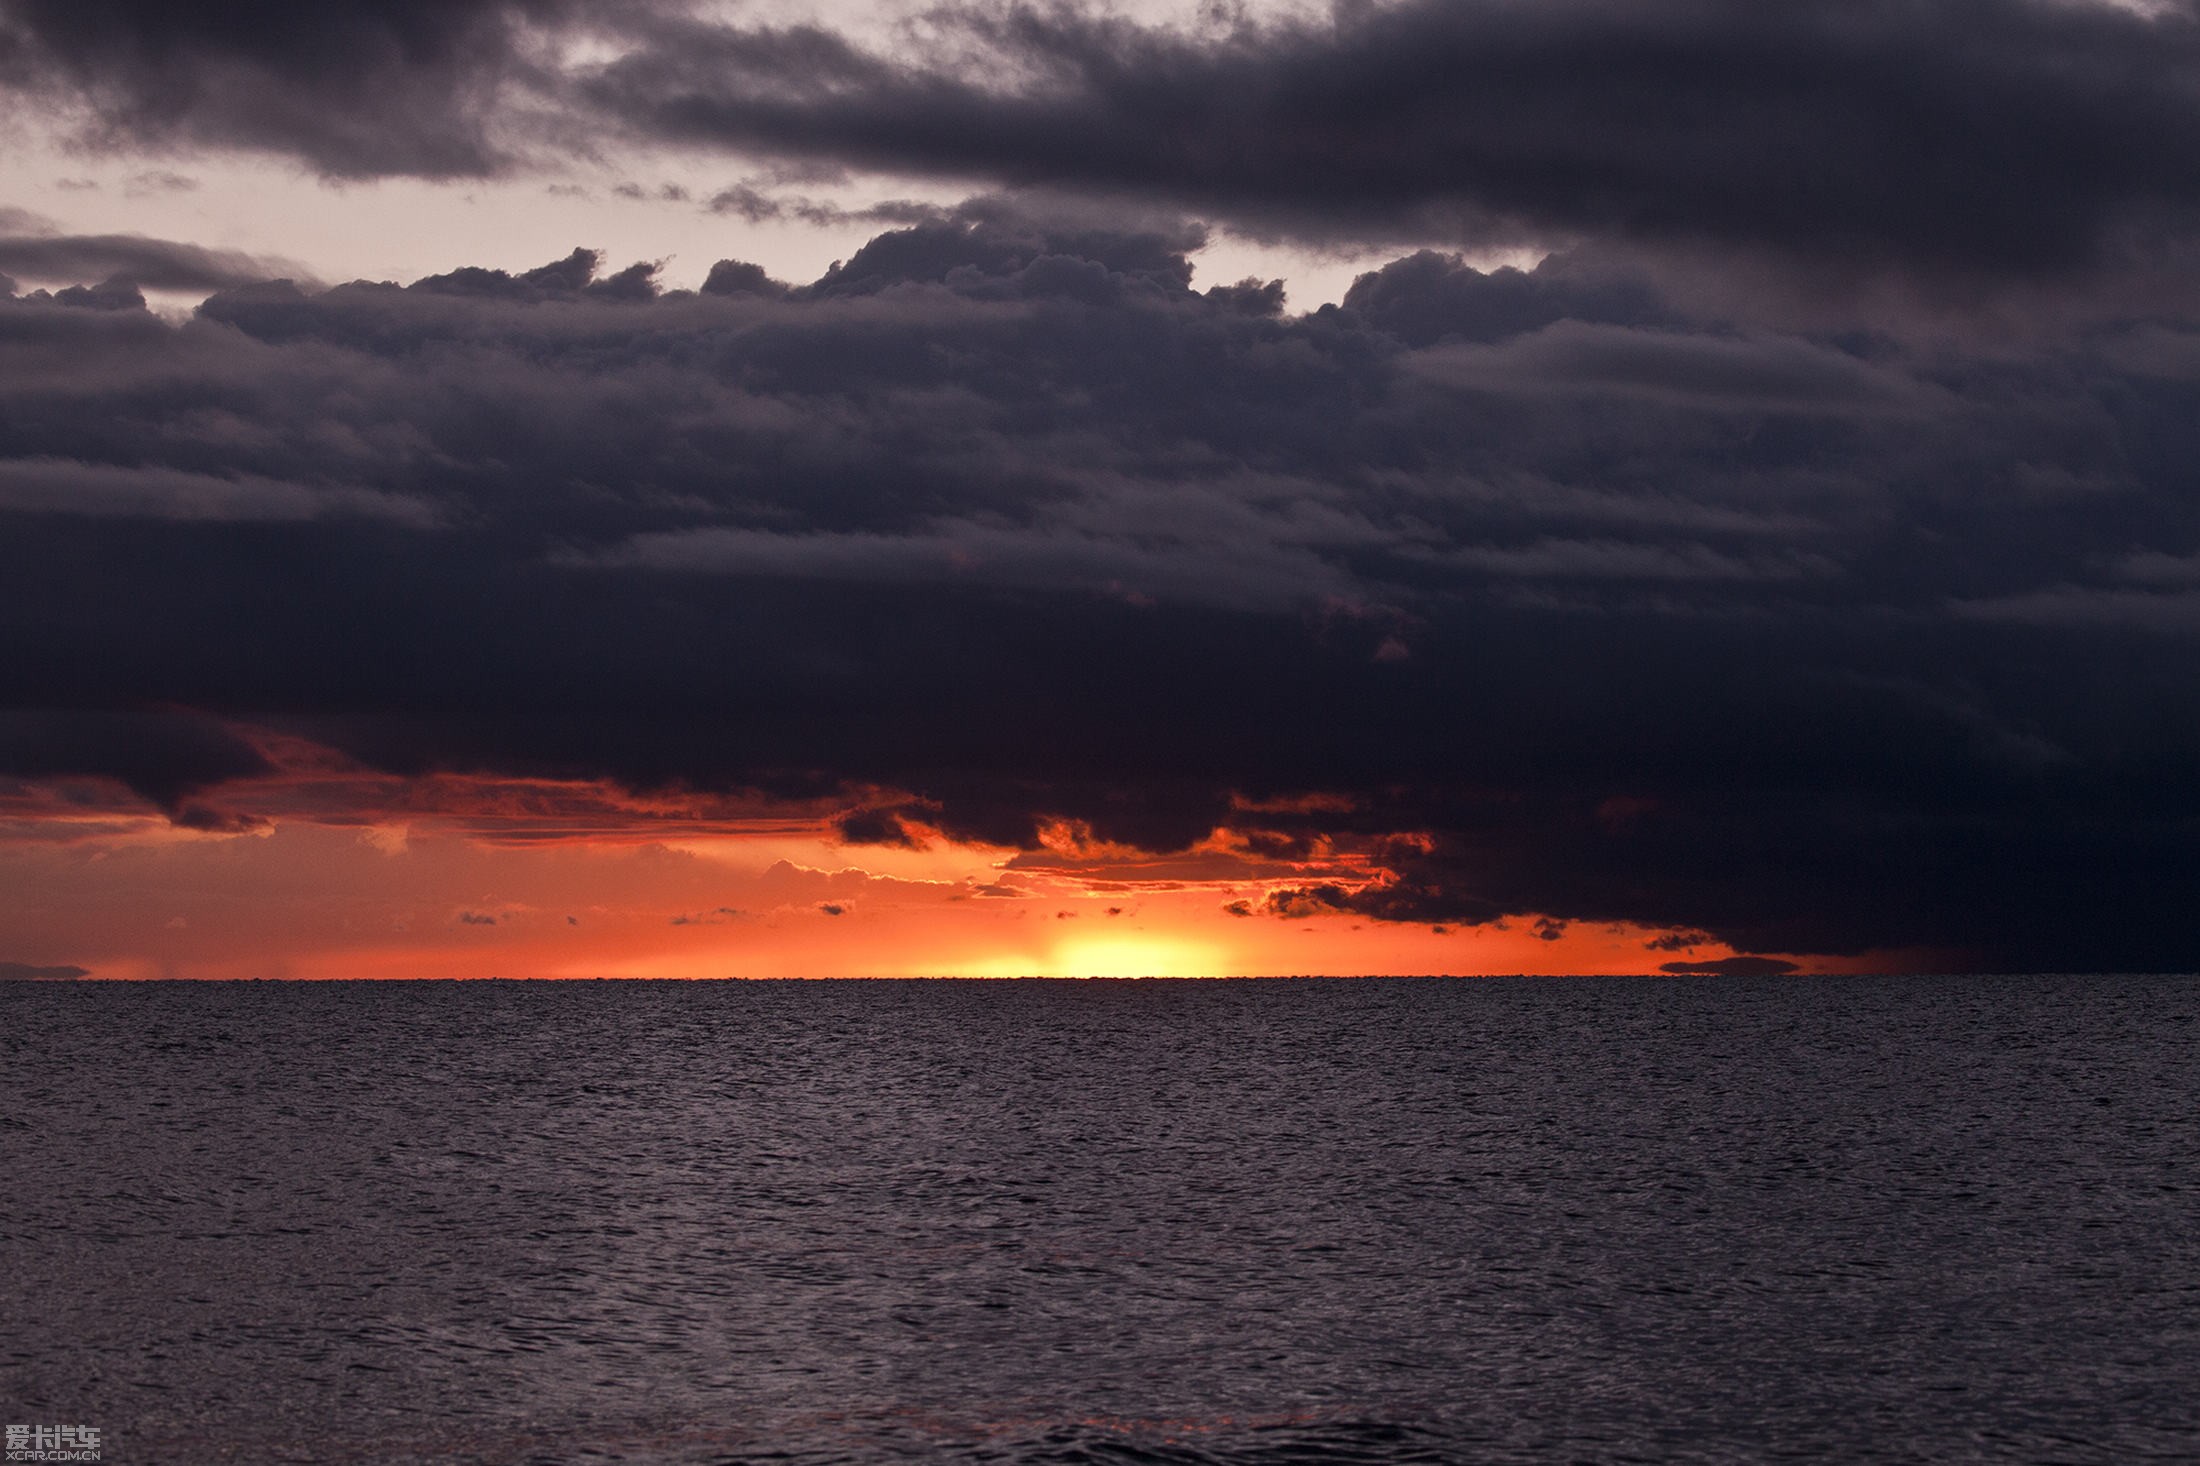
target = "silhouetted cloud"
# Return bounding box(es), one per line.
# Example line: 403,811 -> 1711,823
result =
668,906 -> 741,926
0,709 -> 273,810
834,806 -> 927,848
0,961 -> 89,980
1644,930 -> 1716,953
1660,957 -> 1802,978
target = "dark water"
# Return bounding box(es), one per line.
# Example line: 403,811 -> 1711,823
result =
2,976 -> 2196,1465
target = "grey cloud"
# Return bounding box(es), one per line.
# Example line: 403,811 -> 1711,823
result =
123,169 -> 197,195
1340,250 -> 1671,347
2116,550 -> 2200,586
0,0 -> 582,178
584,0 -> 2200,281
1412,538 -> 1837,584
0,457 -> 436,523
3,208 -> 2199,969
705,185 -> 782,222
15,0 -> 2200,306
1407,321 -> 1934,412
1954,586 -> 2200,635
699,259 -> 785,298
584,511 -> 1364,613
614,180 -> 692,204
0,213 -> 309,291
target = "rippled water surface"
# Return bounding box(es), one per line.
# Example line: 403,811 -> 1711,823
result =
3,975 -> 2197,1464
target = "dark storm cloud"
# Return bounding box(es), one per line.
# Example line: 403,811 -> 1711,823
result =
587,0 -> 2200,276
17,0 -> 2200,287
5,209 -> 2200,970
0,709 -> 272,810
0,0 -> 582,176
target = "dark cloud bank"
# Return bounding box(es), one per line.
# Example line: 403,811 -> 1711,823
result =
14,0 -> 2200,280
5,0 -> 2200,971
588,0 -> 2200,277
6,200 -> 2199,971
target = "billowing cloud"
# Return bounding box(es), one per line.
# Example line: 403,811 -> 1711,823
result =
3,202 -> 2200,970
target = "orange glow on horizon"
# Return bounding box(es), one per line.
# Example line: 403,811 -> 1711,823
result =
0,749 -> 1921,981
0,809 -> 1873,980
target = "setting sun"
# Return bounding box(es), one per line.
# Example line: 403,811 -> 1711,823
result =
1047,935 -> 1232,978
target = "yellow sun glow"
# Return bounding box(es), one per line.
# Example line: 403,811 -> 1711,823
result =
1048,935 -> 1231,978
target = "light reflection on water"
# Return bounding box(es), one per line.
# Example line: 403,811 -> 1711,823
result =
2,975 -> 2196,1464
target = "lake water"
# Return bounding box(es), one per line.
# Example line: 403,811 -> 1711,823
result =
3,975 -> 2196,1464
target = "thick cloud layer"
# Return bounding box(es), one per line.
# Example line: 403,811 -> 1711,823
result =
592,0 -> 2200,273
13,0 -> 2200,286
4,204 -> 2200,969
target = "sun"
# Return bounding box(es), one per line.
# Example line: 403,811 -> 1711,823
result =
1048,935 -> 1231,978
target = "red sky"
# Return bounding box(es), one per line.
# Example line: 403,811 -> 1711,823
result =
1,727 -> 1892,980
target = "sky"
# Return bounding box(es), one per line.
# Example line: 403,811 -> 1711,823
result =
3,0 -> 2199,978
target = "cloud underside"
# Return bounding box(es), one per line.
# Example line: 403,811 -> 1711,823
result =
3,197 -> 2199,972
